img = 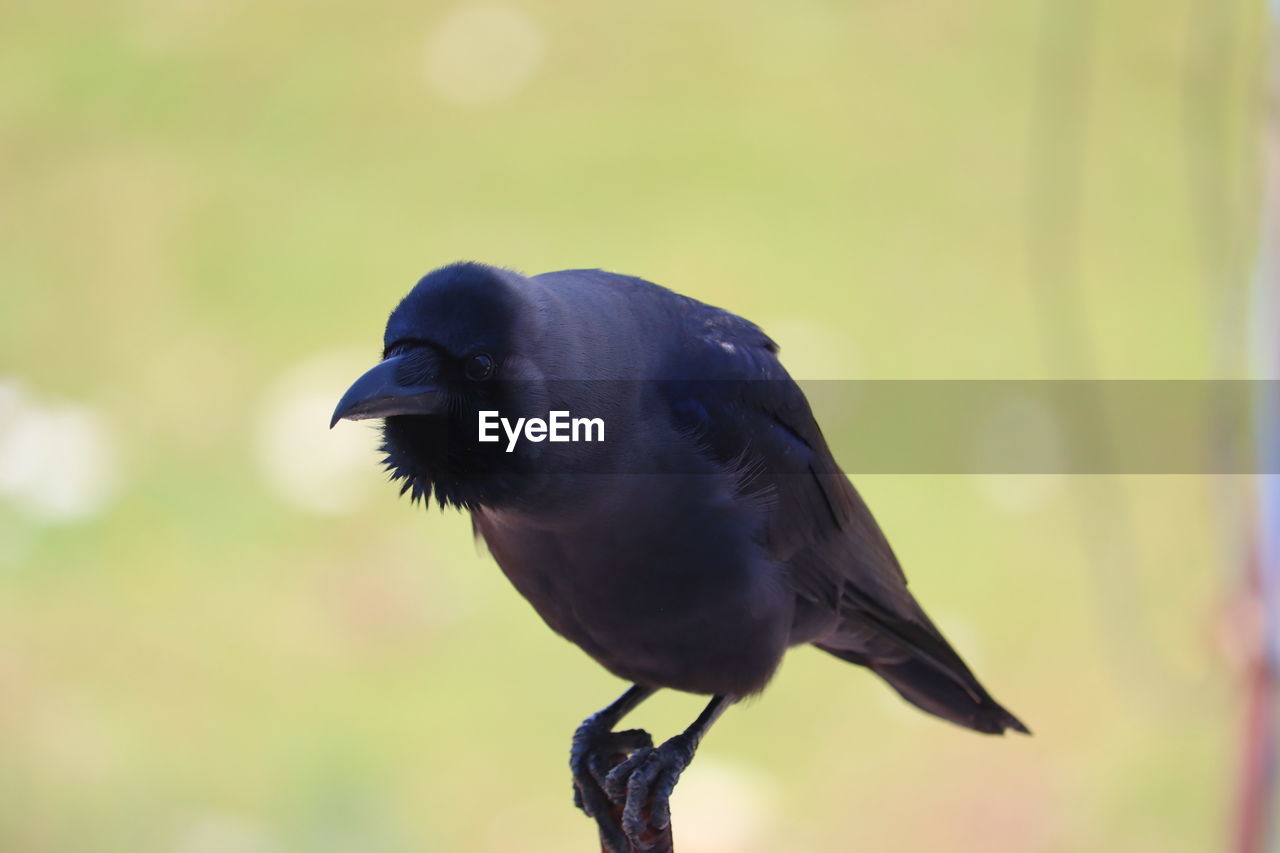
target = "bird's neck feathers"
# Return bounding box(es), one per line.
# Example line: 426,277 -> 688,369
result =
380,415 -> 527,512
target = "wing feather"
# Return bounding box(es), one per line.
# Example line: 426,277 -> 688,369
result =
658,303 -> 983,696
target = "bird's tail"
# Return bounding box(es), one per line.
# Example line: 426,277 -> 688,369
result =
817,645 -> 1030,736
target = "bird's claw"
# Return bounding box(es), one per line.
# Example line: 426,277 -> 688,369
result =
571,722 -> 654,852
602,733 -> 695,850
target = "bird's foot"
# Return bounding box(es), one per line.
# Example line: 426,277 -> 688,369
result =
602,732 -> 697,851
571,717 -> 654,852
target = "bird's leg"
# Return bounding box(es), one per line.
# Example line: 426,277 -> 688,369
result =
571,684 -> 657,852
603,694 -> 734,851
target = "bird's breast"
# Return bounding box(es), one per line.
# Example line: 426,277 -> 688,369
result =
471,472 -> 792,695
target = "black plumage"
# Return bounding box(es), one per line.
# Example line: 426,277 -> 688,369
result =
333,262 -> 1027,851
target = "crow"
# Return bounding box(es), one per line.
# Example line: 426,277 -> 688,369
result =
332,262 -> 1028,852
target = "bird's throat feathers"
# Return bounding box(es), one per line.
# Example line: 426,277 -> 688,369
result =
380,414 -> 529,511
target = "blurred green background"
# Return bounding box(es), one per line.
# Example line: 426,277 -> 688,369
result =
0,1 -> 1269,850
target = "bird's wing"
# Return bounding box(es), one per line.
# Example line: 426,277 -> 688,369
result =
659,305 -> 983,685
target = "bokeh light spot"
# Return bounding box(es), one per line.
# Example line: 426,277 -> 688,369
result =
254,351 -> 385,515
970,395 -> 1063,513
172,814 -> 280,853
673,755 -> 778,852
0,379 -> 120,523
422,4 -> 547,105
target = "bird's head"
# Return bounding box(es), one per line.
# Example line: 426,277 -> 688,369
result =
331,262 -> 546,509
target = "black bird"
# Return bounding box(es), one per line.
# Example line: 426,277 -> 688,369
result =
332,262 -> 1028,852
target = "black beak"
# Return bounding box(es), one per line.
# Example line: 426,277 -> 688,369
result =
330,355 -> 446,428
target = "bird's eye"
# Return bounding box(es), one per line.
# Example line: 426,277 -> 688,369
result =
465,352 -> 494,381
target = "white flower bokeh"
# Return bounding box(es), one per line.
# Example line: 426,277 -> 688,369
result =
0,379 -> 119,523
